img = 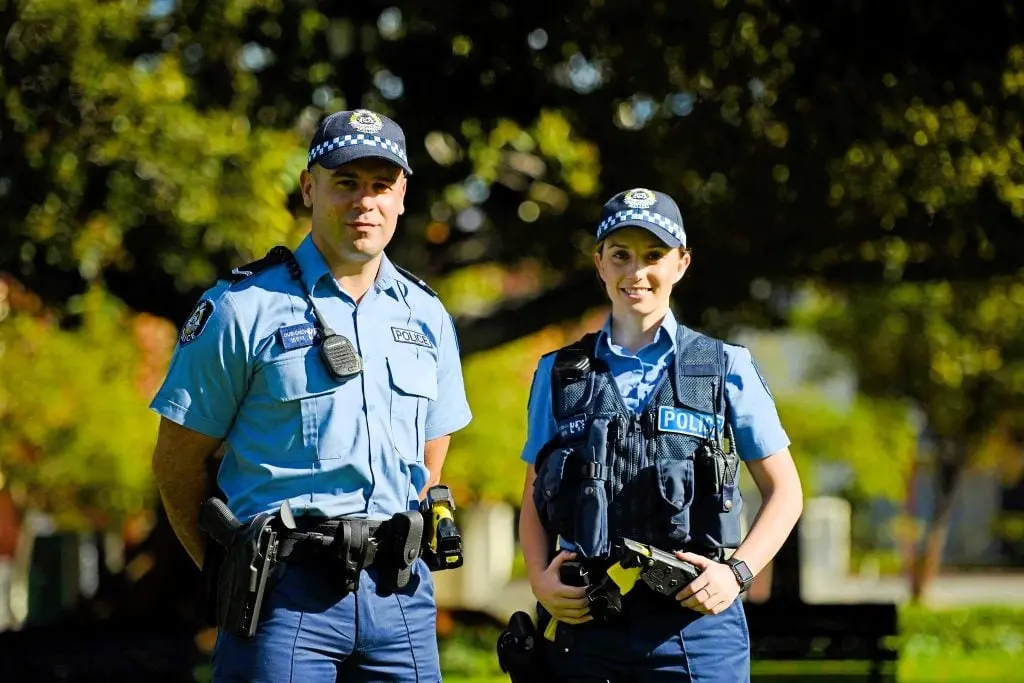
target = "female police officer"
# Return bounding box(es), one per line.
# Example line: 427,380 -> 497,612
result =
150,109 -> 472,682
517,188 -> 803,682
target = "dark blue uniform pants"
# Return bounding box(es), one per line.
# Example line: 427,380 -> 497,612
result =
540,592 -> 750,683
212,559 -> 439,682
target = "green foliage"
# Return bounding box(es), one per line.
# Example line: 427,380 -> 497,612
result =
439,622 -> 506,680
899,605 -> 1024,656
6,0 -> 307,288
774,390 -> 918,501
0,282 -> 172,529
792,278 -> 1024,445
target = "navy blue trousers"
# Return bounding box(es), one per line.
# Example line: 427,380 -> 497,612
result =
212,559 -> 439,682
540,590 -> 750,683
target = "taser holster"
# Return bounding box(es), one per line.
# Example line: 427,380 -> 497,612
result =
199,497 -> 278,639
420,485 -> 464,571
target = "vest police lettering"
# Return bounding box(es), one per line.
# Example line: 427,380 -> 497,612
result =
533,326 -> 744,563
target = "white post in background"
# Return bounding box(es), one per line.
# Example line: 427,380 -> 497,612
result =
433,501 -> 516,612
800,496 -> 852,601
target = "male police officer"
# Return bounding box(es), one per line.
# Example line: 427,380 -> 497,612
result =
151,108 -> 472,682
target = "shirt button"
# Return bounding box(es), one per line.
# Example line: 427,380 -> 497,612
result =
724,499 -> 734,511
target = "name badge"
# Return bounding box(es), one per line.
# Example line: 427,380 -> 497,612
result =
657,407 -> 725,439
279,323 -> 318,350
557,414 -> 587,440
391,326 -> 433,348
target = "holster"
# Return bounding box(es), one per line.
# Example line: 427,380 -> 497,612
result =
368,510 -> 424,594
497,611 -> 547,683
199,498 -> 278,639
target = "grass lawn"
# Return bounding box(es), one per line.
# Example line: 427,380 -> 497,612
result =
442,653 -> 1024,683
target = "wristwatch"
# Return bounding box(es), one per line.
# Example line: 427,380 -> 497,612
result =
725,558 -> 754,593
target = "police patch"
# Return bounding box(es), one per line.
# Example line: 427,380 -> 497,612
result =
657,407 -> 725,439
179,299 -> 214,346
349,109 -> 383,134
557,414 -> 587,440
623,188 -> 657,209
391,327 -> 432,348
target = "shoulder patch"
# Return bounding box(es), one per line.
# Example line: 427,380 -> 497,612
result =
179,298 -> 215,345
393,264 -> 438,298
226,246 -> 291,284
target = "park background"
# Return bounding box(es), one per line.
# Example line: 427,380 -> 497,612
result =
1,0 -> 1024,680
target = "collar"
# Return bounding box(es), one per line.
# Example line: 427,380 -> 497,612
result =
598,308 -> 679,354
294,234 -> 401,297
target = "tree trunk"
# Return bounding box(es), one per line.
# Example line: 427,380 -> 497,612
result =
909,438 -> 968,603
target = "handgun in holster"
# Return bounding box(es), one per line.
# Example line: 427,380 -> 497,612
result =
420,485 -> 463,571
497,610 -> 546,683
199,497 -> 278,639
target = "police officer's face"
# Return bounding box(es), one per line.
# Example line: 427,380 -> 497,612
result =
301,158 -> 407,265
594,227 -> 690,317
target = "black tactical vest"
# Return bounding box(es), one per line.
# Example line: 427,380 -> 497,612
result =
532,325 -> 744,562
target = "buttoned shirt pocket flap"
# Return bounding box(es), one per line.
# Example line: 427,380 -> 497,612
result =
386,357 -> 438,400
263,353 -> 339,401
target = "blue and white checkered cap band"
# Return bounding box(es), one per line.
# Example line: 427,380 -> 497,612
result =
307,134 -> 408,166
596,209 -> 686,246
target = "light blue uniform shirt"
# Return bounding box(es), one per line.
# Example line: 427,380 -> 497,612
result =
522,310 -> 789,464
151,235 -> 472,522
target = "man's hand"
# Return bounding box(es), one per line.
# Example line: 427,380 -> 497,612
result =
674,551 -> 741,615
528,551 -> 593,625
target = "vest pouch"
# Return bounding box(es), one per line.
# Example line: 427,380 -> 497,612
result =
533,448 -> 575,537
692,443 -> 744,548
573,472 -> 610,560
655,458 -> 695,546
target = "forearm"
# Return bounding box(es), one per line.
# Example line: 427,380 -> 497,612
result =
151,418 -> 223,569
732,468 -> 803,576
421,435 -> 451,498
154,456 -> 209,568
519,467 -> 552,585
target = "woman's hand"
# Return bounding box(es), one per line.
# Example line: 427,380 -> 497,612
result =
528,551 -> 593,624
674,551 -> 741,615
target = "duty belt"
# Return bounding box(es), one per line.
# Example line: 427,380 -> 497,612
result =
276,513 -> 423,594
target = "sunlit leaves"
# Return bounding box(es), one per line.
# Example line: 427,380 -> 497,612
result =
792,277 -> 1024,443
0,280 -> 175,530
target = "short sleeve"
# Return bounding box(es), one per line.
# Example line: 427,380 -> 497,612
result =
149,288 -> 250,438
425,313 -> 472,440
521,354 -> 558,465
724,344 -> 791,461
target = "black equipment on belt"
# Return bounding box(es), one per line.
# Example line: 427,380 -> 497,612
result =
199,498 -> 424,639
497,611 -> 545,683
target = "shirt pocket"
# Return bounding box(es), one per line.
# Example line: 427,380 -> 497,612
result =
387,356 -> 438,462
261,353 -> 340,463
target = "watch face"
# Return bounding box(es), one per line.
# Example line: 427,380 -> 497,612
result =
729,559 -> 753,588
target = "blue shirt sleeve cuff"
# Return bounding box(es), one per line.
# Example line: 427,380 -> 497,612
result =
149,396 -> 231,439
738,431 -> 792,461
425,407 -> 472,441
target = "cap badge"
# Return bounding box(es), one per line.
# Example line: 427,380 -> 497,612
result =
348,109 -> 384,134
622,188 -> 657,209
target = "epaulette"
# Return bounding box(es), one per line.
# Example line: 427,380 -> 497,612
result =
393,264 -> 438,298
226,246 -> 291,283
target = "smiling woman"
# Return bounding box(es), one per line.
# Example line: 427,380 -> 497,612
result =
513,187 -> 804,683
593,230 -> 690,352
